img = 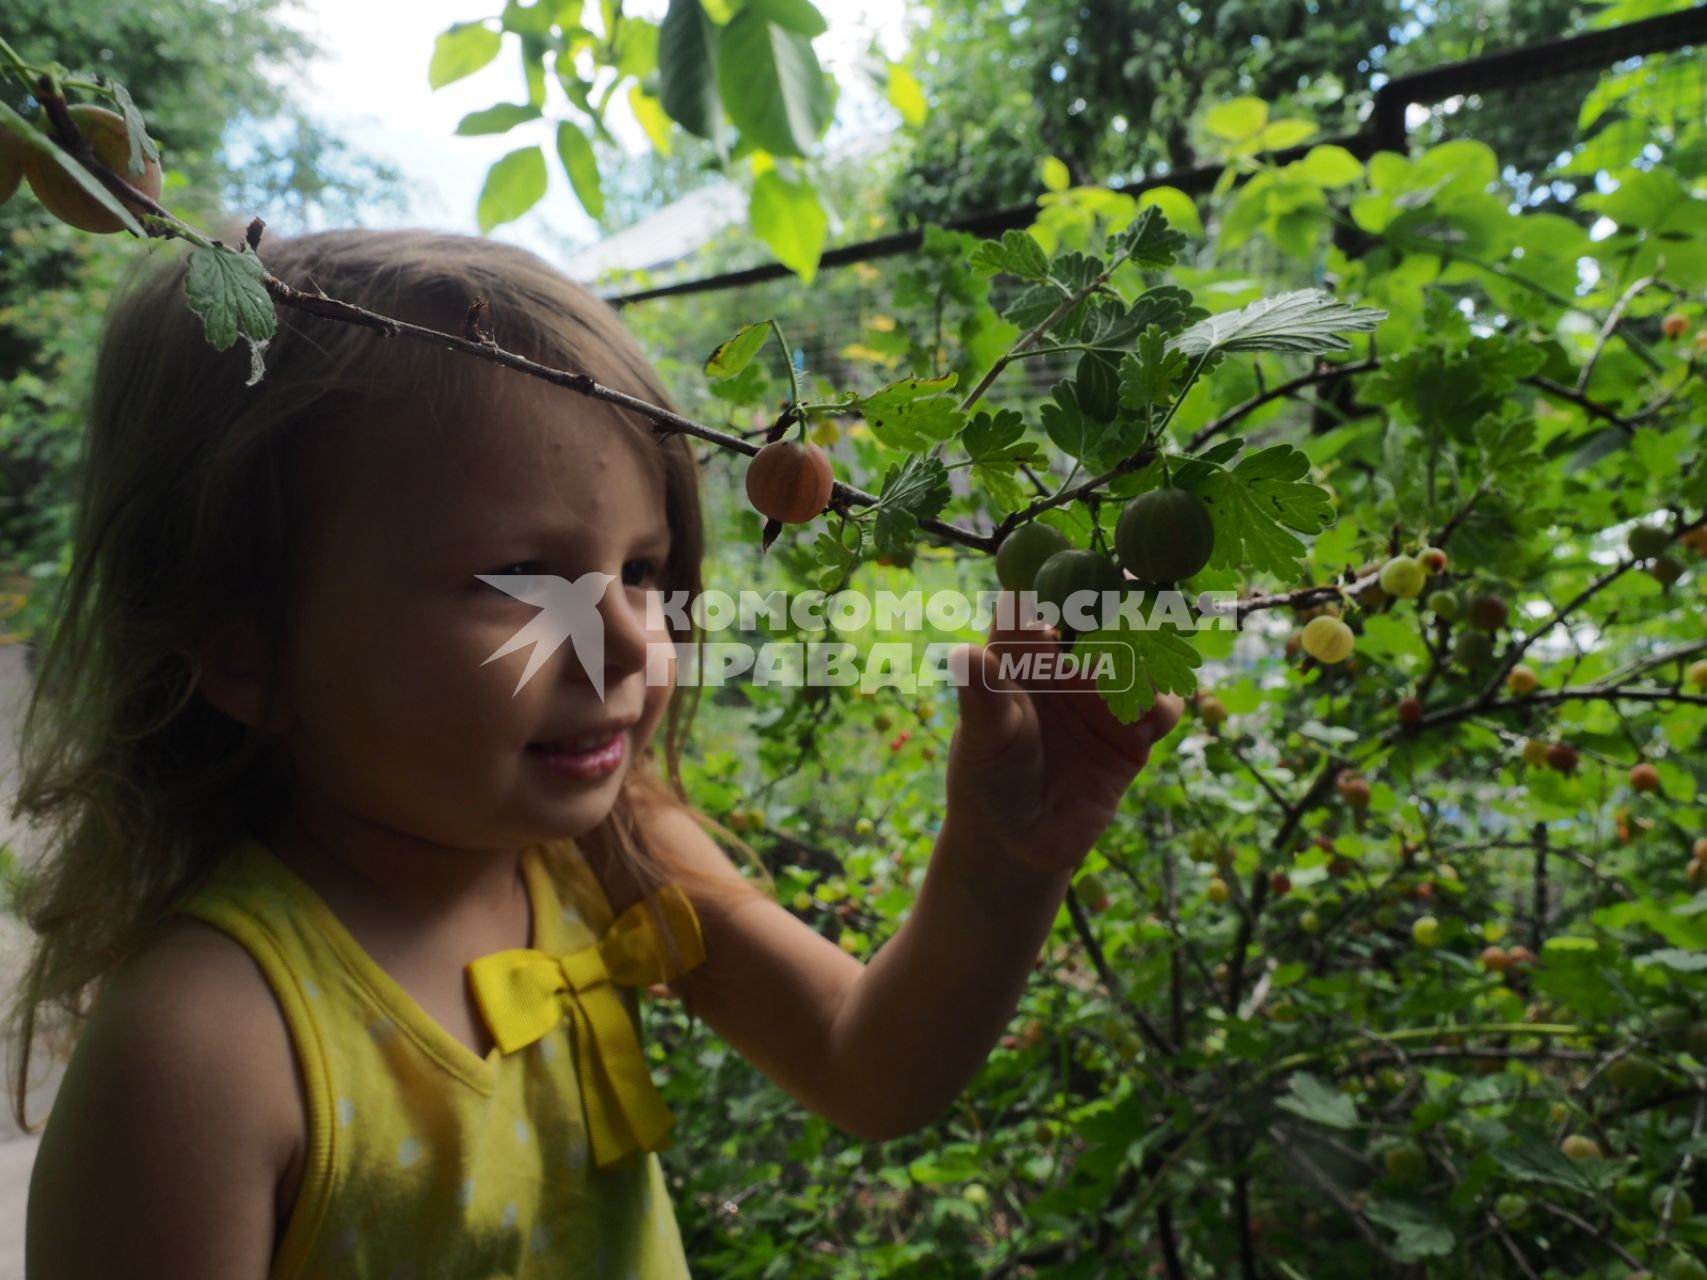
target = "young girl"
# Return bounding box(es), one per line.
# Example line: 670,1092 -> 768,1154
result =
7,226 -> 1181,1278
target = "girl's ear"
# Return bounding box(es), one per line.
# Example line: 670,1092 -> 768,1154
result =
195,616 -> 292,733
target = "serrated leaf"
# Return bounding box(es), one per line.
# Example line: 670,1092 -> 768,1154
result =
1076,610 -> 1201,721
706,322 -> 772,379
184,248 -> 276,385
872,455 -> 951,558
1195,445 -> 1334,578
854,374 -> 965,451
1276,1071 -> 1359,1129
1173,289 -> 1386,357
1363,1200 -> 1456,1263
1119,327 -> 1191,417
430,22 -> 504,89
1491,1134 -> 1620,1193
1115,204 -> 1187,269
969,229 -> 1050,281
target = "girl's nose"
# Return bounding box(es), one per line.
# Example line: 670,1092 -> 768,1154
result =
596,581 -> 653,683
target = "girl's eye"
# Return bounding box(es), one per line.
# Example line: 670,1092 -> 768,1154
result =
622,558 -> 663,588
480,561 -> 545,592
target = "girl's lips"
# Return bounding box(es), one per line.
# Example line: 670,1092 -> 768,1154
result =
526,729 -> 626,779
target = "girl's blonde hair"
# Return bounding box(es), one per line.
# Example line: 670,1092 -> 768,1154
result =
4,227 -> 773,1132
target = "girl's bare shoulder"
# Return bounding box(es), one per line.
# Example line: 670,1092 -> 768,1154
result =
26,918 -> 306,1278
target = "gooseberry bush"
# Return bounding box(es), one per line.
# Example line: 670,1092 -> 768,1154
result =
6,14 -> 1707,1278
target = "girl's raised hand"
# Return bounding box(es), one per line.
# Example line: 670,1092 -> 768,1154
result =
942,590 -> 1183,882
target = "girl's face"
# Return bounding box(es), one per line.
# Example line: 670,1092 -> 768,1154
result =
273,368 -> 679,855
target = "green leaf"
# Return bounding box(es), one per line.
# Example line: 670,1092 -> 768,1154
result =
705,322 -> 772,379
749,0 -> 828,37
750,169 -> 828,282
184,248 -> 277,384
1040,381 -> 1133,468
1041,155 -> 1072,192
1637,949 -> 1707,973
1172,289 -> 1386,357
658,0 -> 724,154
476,145 -> 548,232
718,8 -> 833,157
1298,144 -> 1365,188
1362,1200 -> 1456,1262
961,409 -> 1041,468
555,122 -> 604,219
1206,96 -> 1268,141
853,374 -> 965,451
628,85 -> 674,154
1192,446 -> 1334,578
1076,610 -> 1202,721
872,455 -> 951,558
1136,186 -> 1203,238
887,62 -> 928,127
968,229 -> 1050,282
430,22 -> 504,89
1491,1134 -> 1620,1193
1258,118 -> 1317,151
1116,204 -> 1187,270
1119,327 -> 1191,417
1275,1072 -> 1359,1129
456,103 -> 543,135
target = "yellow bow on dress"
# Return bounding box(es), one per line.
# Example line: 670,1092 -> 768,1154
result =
466,882 -> 706,1168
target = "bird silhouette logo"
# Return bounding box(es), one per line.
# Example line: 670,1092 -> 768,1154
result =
477,571 -> 619,699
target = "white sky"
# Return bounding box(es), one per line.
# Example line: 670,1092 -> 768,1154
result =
273,0 -> 914,259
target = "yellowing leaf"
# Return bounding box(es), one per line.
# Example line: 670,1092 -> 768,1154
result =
887,63 -> 928,127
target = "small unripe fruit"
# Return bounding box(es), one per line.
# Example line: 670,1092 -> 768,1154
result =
746,439 -> 834,523
1208,876 -> 1231,904
791,890 -> 813,911
1651,1185 -> 1694,1223
1300,615 -> 1355,664
1115,487 -> 1217,583
1384,1141 -> 1427,1180
1494,1192 -> 1528,1222
1300,909 -> 1321,935
1560,1134 -> 1602,1160
1668,1256 -> 1707,1280
1505,945 -> 1534,970
1631,762 -> 1661,794
996,521 -> 1072,593
1630,523 -> 1673,560
1651,553 -> 1686,586
1546,742 -> 1580,774
1197,695 -> 1229,728
873,711 -> 894,731
1427,589 -> 1461,620
1453,630 -> 1495,669
1522,738 -> 1549,768
1480,946 -> 1510,973
855,817 -> 875,837
1337,771 -> 1372,809
1412,915 -> 1441,947
1398,696 -> 1424,724
1469,594 -> 1509,631
1379,555 -> 1428,599
1507,664 -> 1539,695
1032,549 -> 1123,625
839,934 -> 861,954
1607,1055 -> 1658,1092
1664,311 -> 1690,339
1419,546 -> 1448,572
1689,660 -> 1707,689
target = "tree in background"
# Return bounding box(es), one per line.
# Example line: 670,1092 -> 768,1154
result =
888,0 -> 1585,226
0,0 -> 405,642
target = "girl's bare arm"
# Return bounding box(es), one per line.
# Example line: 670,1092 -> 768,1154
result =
26,921 -> 305,1279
